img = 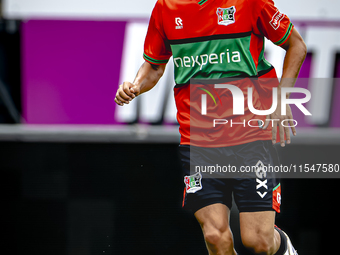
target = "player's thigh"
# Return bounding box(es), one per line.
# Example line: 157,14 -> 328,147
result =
179,145 -> 233,212
233,140 -> 281,213
239,211 -> 275,247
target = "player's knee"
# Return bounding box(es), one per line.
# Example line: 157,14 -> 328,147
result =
242,232 -> 273,255
204,225 -> 233,247
204,229 -> 221,245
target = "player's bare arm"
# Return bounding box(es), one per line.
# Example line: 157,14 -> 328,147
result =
115,61 -> 166,106
264,28 -> 307,147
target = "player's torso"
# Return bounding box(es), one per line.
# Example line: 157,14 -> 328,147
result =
163,0 -> 252,39
158,0 -> 276,147
161,0 -> 263,85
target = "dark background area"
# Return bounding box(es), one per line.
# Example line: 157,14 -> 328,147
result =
0,19 -> 21,123
2,141 -> 338,255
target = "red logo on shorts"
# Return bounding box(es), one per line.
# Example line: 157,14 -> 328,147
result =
272,183 -> 281,213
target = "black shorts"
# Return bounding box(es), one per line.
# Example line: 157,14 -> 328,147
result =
179,140 -> 281,213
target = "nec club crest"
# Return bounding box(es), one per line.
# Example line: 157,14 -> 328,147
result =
184,172 -> 202,193
216,6 -> 236,26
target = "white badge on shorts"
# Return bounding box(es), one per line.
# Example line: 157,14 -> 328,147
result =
184,172 -> 202,193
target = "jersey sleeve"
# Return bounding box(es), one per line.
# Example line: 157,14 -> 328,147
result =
143,1 -> 172,65
253,0 -> 294,46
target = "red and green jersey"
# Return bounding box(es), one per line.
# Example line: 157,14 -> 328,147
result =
143,0 -> 293,147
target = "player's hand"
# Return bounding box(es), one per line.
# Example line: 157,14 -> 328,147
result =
115,81 -> 140,106
263,102 -> 296,147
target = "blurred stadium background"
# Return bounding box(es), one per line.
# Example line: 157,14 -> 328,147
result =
1,0 -> 339,254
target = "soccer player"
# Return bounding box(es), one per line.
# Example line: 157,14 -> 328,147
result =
115,0 -> 306,254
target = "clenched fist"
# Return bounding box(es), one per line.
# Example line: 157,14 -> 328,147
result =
115,82 -> 140,106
